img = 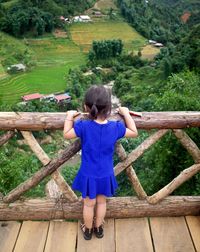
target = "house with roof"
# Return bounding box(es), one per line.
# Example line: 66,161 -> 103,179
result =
73,15 -> 91,22
54,93 -> 71,103
21,93 -> 43,102
154,43 -> 164,47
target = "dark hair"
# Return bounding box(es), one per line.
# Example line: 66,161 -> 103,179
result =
83,85 -> 112,119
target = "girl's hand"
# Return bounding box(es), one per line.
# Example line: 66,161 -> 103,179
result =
117,107 -> 130,116
66,110 -> 80,117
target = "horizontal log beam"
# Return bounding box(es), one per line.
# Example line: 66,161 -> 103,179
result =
0,196 -> 200,220
0,112 -> 200,130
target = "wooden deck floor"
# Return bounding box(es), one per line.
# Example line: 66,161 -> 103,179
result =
0,216 -> 200,252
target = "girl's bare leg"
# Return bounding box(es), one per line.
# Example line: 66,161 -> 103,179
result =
83,197 -> 96,230
95,195 -> 106,227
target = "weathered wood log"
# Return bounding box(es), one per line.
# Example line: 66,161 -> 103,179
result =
0,112 -> 200,130
20,131 -> 51,165
3,139 -> 81,203
148,164 -> 200,204
114,129 -> 169,175
0,196 -> 200,220
45,179 -> 62,199
115,142 -> 147,199
50,170 -> 78,202
173,129 -> 200,163
0,130 -> 15,146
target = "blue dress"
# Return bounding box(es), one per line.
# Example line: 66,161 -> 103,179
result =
71,119 -> 126,199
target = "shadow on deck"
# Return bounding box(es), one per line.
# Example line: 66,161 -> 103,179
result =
0,216 -> 200,252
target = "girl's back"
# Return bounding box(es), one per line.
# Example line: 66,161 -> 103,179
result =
74,119 -> 126,177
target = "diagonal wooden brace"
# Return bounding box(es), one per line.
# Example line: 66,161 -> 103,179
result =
3,139 -> 81,203
173,129 -> 200,163
114,129 -> 169,175
21,131 -> 78,202
148,163 -> 200,204
115,142 -> 147,199
0,130 -> 15,147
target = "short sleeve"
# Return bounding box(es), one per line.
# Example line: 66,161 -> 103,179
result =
74,119 -> 83,138
116,121 -> 126,140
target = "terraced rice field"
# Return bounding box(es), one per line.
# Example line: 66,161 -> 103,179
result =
70,21 -> 146,52
0,38 -> 86,104
0,64 -> 7,78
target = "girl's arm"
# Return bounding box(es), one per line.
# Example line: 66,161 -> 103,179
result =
63,111 -> 80,139
118,107 -> 138,138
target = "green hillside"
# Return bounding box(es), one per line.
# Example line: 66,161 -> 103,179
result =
0,31 -> 34,71
0,35 -> 86,104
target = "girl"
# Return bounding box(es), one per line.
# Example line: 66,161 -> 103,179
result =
63,85 -> 138,240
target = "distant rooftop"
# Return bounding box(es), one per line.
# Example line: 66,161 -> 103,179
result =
22,93 -> 43,101
54,94 -> 71,102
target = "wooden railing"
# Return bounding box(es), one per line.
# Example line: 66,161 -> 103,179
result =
0,111 -> 200,220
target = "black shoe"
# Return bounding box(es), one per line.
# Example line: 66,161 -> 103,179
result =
94,225 -> 104,238
80,223 -> 93,240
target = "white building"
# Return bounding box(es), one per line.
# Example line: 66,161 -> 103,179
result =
73,15 -> 91,22
154,43 -> 164,47
149,40 -> 157,44
7,63 -> 26,72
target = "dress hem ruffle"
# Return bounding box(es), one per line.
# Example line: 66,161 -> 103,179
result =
71,170 -> 118,199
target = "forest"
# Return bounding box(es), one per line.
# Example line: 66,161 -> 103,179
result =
0,0 -> 95,36
0,0 -> 200,199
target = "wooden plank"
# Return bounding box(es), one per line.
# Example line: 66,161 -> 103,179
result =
150,217 -> 195,252
115,218 -> 153,252
14,221 -> 49,252
0,221 -> 21,252
77,219 -> 115,252
186,216 -> 200,252
44,220 -> 77,252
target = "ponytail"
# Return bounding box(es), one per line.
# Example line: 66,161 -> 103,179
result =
90,103 -> 98,119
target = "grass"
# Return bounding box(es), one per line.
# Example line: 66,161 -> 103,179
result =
0,32 -> 30,60
0,64 -> 6,78
93,0 -> 118,10
70,20 -> 146,52
1,0 -> 19,9
141,45 -> 160,60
